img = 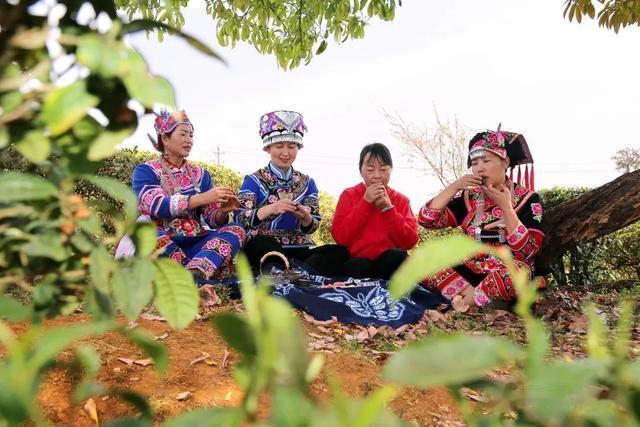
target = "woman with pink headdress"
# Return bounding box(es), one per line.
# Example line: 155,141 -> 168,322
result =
132,110 -> 246,290
419,129 -> 545,309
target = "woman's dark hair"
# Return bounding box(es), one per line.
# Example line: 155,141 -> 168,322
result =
156,127 -> 177,153
359,143 -> 393,171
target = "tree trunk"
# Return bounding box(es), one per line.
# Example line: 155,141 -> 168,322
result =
539,169 -> 640,265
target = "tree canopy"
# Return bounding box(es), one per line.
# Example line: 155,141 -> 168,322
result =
117,0 -> 399,69
564,0 -> 640,32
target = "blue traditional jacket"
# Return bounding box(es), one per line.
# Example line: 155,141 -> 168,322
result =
132,158 -> 222,237
235,162 -> 320,248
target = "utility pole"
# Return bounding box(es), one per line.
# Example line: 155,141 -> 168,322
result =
214,145 -> 225,165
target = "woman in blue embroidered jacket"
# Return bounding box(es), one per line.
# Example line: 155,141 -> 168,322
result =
235,110 -> 347,275
132,110 -> 245,284
419,129 -> 545,308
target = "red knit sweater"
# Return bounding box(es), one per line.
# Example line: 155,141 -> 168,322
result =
331,183 -> 419,259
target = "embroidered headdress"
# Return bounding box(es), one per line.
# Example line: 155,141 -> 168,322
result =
147,110 -> 193,152
259,110 -> 307,149
467,125 -> 536,189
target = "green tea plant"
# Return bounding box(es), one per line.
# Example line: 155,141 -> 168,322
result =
385,235 -> 640,426
0,1 -> 218,423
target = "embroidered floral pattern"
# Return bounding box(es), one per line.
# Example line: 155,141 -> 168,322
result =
473,286 -> 492,306
507,223 -> 528,245
531,202 -> 543,222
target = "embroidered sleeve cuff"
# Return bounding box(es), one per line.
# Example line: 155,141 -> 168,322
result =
507,222 -> 529,250
169,194 -> 190,216
473,286 -> 492,307
301,218 -> 319,234
418,204 -> 447,228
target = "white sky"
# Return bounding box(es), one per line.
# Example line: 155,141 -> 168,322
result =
123,0 -> 640,211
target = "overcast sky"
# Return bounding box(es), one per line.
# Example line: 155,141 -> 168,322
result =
123,1 -> 640,210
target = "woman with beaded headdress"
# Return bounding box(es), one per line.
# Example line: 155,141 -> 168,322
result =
132,110 -> 246,295
235,110 -> 348,275
419,128 -> 545,308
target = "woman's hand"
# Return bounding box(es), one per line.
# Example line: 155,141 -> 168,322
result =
482,184 -> 512,210
188,187 -> 236,209
363,183 -> 386,203
219,195 -> 240,214
201,187 -> 236,204
453,173 -> 483,191
374,188 -> 392,210
292,203 -> 313,227
257,199 -> 298,220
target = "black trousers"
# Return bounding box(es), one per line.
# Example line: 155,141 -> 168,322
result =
242,235 -> 348,277
341,248 -> 408,280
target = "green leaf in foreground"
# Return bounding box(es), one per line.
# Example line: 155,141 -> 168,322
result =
389,234 -> 483,299
383,334 -> 523,387
152,259 -> 198,329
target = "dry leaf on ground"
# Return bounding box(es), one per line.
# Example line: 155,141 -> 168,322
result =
83,398 -> 99,426
133,358 -> 154,367
176,391 -> 192,401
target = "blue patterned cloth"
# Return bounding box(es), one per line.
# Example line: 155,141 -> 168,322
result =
220,263 -> 447,328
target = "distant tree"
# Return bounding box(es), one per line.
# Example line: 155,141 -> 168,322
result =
385,107 -> 470,188
564,0 -> 640,32
612,147 -> 640,174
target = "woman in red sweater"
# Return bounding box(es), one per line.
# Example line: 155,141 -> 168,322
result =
331,143 -> 419,279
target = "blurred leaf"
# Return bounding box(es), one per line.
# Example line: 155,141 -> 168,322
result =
0,294 -> 32,322
622,360 -> 640,386
9,27 -> 48,49
0,173 -> 57,202
271,388 -> 314,427
211,312 -> 256,356
585,303 -> 610,362
90,246 -> 113,294
121,20 -> 225,63
75,344 -> 102,377
29,322 -> 113,371
0,126 -> 8,148
76,34 -> 105,72
85,175 -> 138,219
525,360 -> 605,421
613,299 -> 634,361
88,129 -> 133,161
389,234 -> 483,299
132,222 -> 158,257
351,385 -> 398,427
123,328 -> 168,374
42,80 -> 99,136
580,399 -> 621,426
384,335 -> 523,387
236,254 -> 258,326
70,233 -> 95,253
112,259 -> 154,321
525,319 -> 549,375
122,52 -> 175,109
14,130 -> 50,163
305,354 -> 324,383
76,34 -> 125,78
23,233 -> 67,261
152,259 -> 198,329
160,407 -> 243,427
112,390 -> 153,421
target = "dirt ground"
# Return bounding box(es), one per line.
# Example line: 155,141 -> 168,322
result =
7,312 -> 462,427
5,286 -> 639,426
